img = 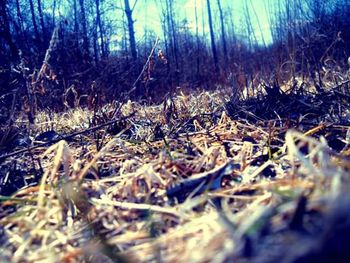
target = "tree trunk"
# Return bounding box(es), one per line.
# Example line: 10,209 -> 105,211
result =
228,6 -> 236,58
79,0 -> 90,56
93,23 -> 99,66
206,0 -> 219,73
95,0 -> 106,58
243,1 -> 257,49
124,0 -> 137,60
15,0 -> 24,35
52,0 -> 56,27
15,0 -> 26,46
73,0 -> 79,33
249,0 -> 266,47
217,0 -> 228,63
120,1 -> 128,54
29,0 -> 40,44
194,0 -> 200,78
37,0 -> 46,42
164,0 -> 179,85
0,0 -> 18,60
168,0 -> 179,77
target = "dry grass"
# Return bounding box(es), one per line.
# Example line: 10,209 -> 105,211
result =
0,85 -> 350,262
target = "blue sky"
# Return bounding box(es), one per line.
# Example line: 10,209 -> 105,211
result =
131,0 -> 275,46
42,0 -> 276,47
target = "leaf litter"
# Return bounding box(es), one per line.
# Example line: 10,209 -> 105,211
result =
0,82 -> 350,262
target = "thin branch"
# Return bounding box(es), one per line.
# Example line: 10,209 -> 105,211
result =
131,0 -> 139,12
36,27 -> 59,82
128,37 -> 159,94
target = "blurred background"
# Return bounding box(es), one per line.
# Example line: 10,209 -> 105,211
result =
1,0 -> 350,108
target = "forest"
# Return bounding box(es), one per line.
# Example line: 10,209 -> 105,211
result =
1,0 -> 350,262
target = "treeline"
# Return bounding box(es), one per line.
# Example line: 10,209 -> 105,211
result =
0,0 -> 350,114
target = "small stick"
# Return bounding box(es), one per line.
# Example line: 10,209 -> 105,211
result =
128,37 -> 160,95
36,27 -> 59,82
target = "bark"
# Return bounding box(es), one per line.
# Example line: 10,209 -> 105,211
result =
217,0 -> 228,62
243,0 -> 257,49
29,0 -> 40,43
120,0 -> 128,54
169,0 -> 179,75
79,0 -> 90,56
95,0 -> 106,57
52,0 -> 56,27
206,0 -> 219,72
73,0 -> 79,33
93,23 -> 99,66
37,0 -> 46,42
164,0 -> 179,84
194,0 -> 200,77
158,1 -> 170,75
249,0 -> 266,47
0,0 -> 18,60
15,0 -> 24,36
124,0 -> 137,60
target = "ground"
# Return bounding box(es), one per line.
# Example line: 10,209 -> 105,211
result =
0,83 -> 350,262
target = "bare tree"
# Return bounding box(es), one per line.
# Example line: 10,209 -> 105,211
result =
243,0 -> 258,49
93,20 -> 99,65
249,0 -> 266,47
124,0 -> 137,60
156,0 -> 171,76
166,0 -> 179,81
52,0 -> 56,27
217,0 -> 228,63
37,0 -> 46,42
95,0 -> 106,58
206,0 -> 219,72
15,0 -> 26,46
120,0 -> 128,53
79,0 -> 90,56
29,0 -> 40,44
73,0 -> 79,33
194,0 -> 200,77
0,0 -> 18,60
